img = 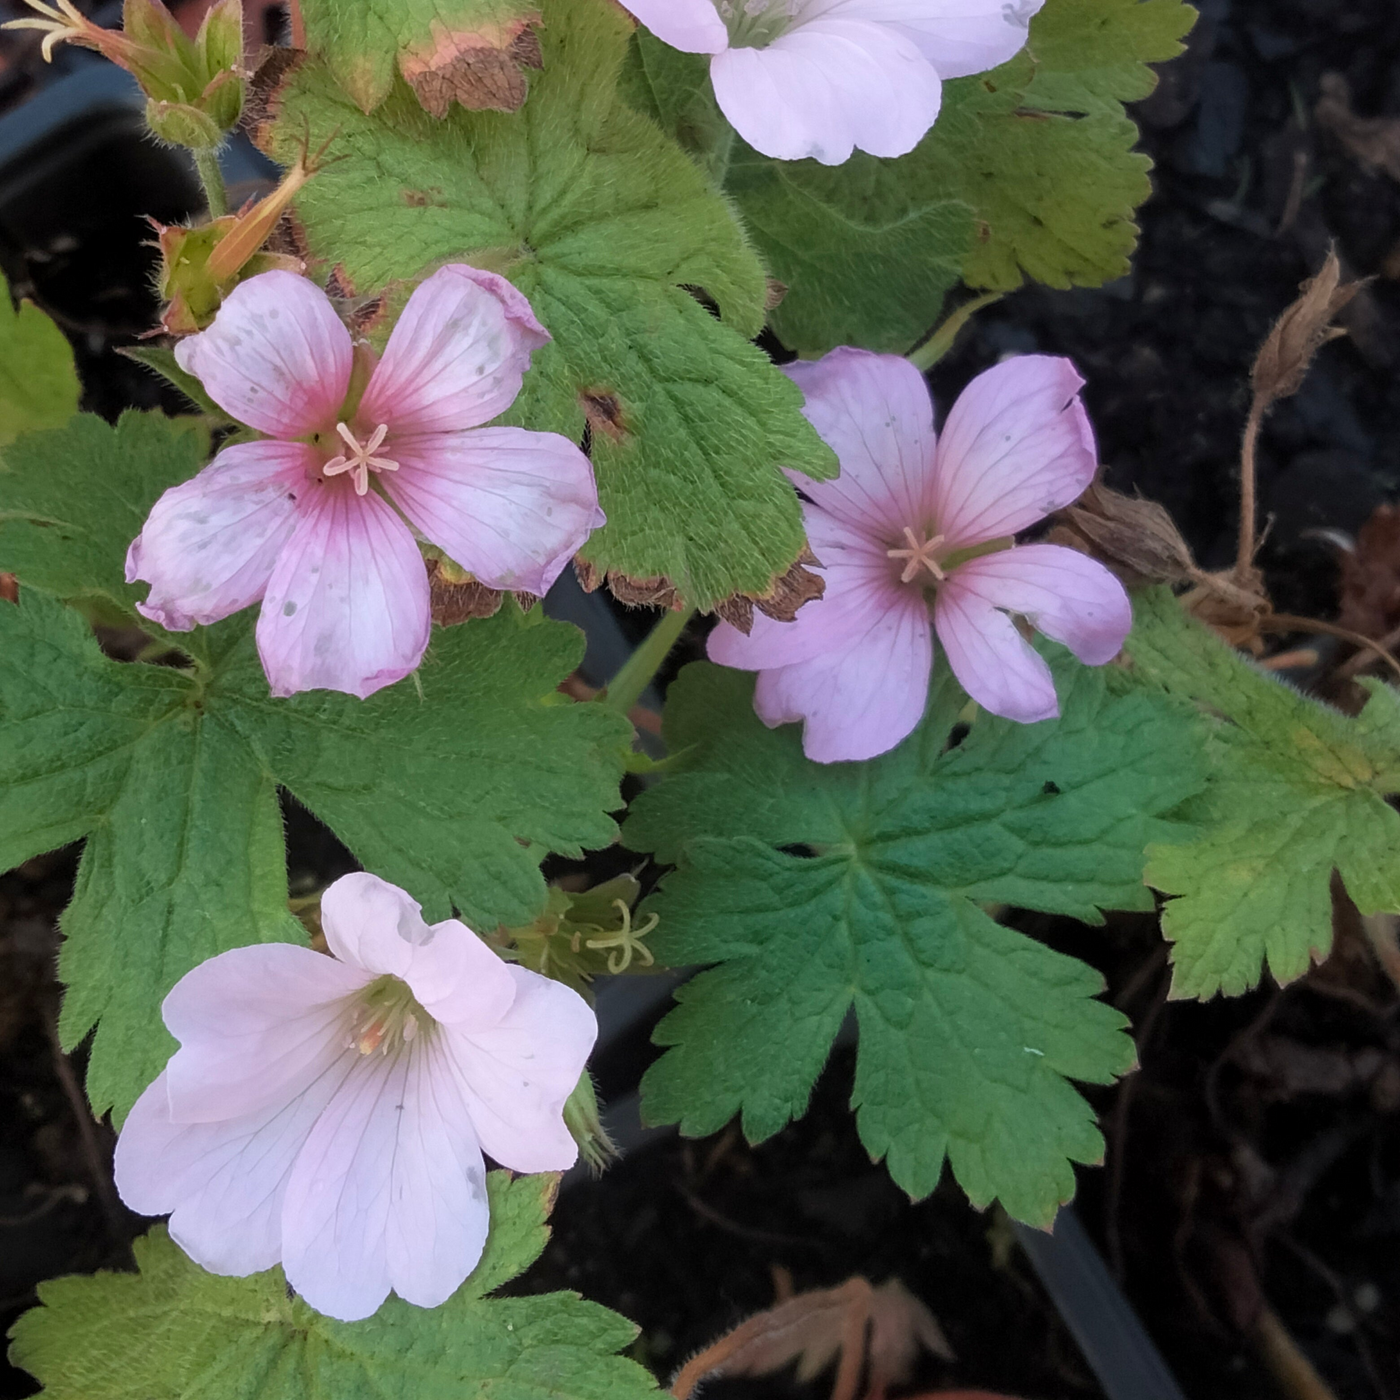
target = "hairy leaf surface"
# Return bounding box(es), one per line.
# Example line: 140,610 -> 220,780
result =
622,657 -> 1205,1223
298,0 -> 541,116
9,1175 -> 660,1400
1129,588 -> 1400,997
266,0 -> 834,607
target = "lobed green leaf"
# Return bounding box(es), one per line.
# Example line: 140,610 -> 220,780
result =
622,656 -> 1206,1224
0,271 -> 79,446
1128,587 -> 1400,998
8,1174 -> 661,1400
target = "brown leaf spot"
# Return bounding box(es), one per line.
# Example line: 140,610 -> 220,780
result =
580,388 -> 628,444
426,558 -> 505,626
573,558 -> 681,611
713,546 -> 825,635
245,45 -> 305,149
401,187 -> 448,208
400,16 -> 542,118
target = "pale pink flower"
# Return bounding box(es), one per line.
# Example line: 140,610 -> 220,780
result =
621,0 -> 1042,165
126,266 -> 603,699
709,349 -> 1131,762
113,872 -> 596,1322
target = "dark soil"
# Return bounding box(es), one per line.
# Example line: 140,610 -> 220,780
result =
7,0 -> 1400,1397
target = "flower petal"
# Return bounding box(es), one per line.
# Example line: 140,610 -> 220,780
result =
174,271 -> 352,437
384,426 -> 603,596
710,18 -> 941,164
444,965 -> 595,1174
822,0 -> 1041,79
753,588 -> 933,762
944,544 -> 1132,664
162,943 -> 371,1124
709,505 -> 904,671
931,355 -> 1097,548
322,874 -> 519,1026
256,482 -> 430,699
114,1057 -> 357,1278
280,1044 -> 489,1320
126,441 -> 312,632
783,348 -> 938,538
620,0 -> 729,52
360,265 -> 549,436
933,577 -> 1058,723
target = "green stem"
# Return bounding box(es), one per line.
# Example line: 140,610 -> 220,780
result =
193,147 -> 228,218
601,607 -> 695,717
907,291 -> 1004,372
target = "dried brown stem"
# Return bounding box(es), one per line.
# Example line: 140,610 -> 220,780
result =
1258,613 -> 1400,683
1236,398 -> 1267,580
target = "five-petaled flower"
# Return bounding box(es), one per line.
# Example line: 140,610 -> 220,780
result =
114,872 -> 596,1322
126,265 -> 603,699
709,348 -> 1132,762
620,0 -> 1042,165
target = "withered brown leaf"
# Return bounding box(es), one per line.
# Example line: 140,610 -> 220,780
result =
671,1277 -> 952,1400
1250,249 -> 1362,412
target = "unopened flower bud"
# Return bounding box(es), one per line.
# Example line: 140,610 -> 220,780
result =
4,0 -> 245,150
563,1073 -> 618,1175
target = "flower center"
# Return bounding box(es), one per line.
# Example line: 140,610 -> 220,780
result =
322,421 -> 399,496
887,526 -> 948,585
347,974 -> 428,1056
714,0 -> 803,47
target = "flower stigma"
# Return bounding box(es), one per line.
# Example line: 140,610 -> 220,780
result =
347,974 -> 429,1056
715,0 -> 803,47
322,421 -> 400,496
887,526 -> 948,585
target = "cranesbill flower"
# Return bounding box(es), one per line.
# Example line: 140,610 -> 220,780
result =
114,872 -> 596,1323
709,348 -> 1132,762
126,266 -> 603,698
621,0 -> 1042,165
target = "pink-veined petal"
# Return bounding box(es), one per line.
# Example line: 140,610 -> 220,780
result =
709,505 -> 905,671
173,271 -> 352,437
784,348 -> 938,537
384,426 -> 603,595
125,440 -> 312,632
753,588 -> 933,762
817,0 -> 1040,78
114,1055 -> 357,1278
621,0 -> 729,52
931,355 -> 1098,548
444,965 -> 595,1173
359,266 -> 549,436
280,1044 -> 488,1321
162,943 -> 371,1124
384,1037 -> 490,1310
710,18 -> 941,164
944,544 -> 1132,664
321,874 -> 519,1026
255,481 -> 430,699
933,578 -> 1058,723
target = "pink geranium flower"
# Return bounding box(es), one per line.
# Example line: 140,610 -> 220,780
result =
114,872 -> 596,1322
709,349 -> 1132,762
621,0 -> 1042,164
126,266 -> 603,699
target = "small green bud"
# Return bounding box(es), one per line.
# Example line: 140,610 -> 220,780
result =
145,97 -> 223,150
562,1074 -> 618,1175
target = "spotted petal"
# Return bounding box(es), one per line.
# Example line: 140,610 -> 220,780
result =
174,271 -> 352,437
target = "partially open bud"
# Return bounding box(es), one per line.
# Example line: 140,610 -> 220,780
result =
5,0 -> 245,150
563,1072 -> 619,1175
155,152 -> 312,333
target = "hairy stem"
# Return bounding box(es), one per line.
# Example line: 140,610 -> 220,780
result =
1236,397 -> 1266,579
194,147 -> 228,219
602,606 -> 695,718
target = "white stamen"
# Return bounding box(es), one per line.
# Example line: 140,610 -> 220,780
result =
322,421 -> 400,496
